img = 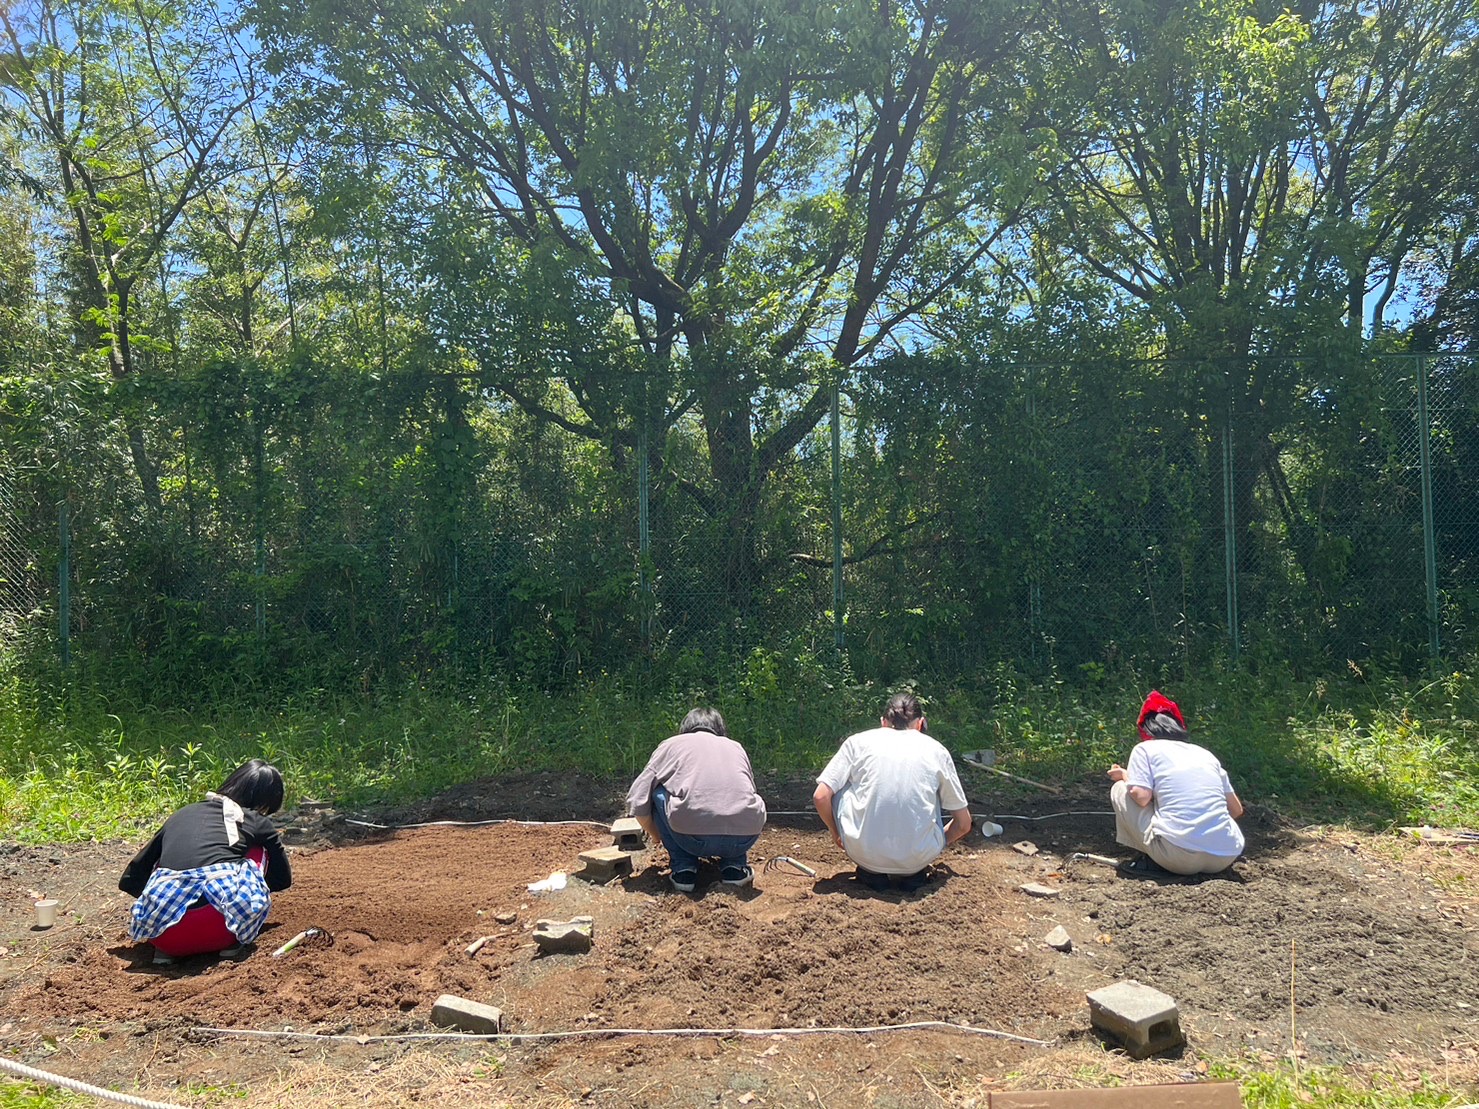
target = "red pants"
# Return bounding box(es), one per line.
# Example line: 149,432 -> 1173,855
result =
150,848 -> 267,957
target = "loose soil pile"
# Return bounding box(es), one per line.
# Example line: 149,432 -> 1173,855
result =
2,770 -> 1476,1107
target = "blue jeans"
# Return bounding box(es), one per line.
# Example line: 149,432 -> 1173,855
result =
651,785 -> 758,874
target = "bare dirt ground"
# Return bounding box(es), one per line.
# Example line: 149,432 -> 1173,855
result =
2,769 -> 1477,1108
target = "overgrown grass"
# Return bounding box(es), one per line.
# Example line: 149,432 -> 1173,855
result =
2,648 -> 1476,842
1213,1057 -> 1477,1108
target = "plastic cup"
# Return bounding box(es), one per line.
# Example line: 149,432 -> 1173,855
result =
980,821 -> 1005,838
34,899 -> 59,928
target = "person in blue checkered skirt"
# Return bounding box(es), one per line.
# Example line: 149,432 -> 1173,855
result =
120,759 -> 293,961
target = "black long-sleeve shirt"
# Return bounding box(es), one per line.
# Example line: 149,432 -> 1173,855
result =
119,799 -> 292,897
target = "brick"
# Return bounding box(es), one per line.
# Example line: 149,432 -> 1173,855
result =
991,1083 -> 1241,1108
430,994 -> 504,1035
1086,980 -> 1184,1059
577,845 -> 634,882
610,817 -> 646,850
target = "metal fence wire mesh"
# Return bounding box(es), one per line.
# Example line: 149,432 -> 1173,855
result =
0,461 -> 39,631
11,353 -> 1478,682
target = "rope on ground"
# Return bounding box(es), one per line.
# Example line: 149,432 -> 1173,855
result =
192,1020 -> 1055,1048
343,812 -> 1110,830
990,811 -> 1112,822
0,1056 -> 189,1109
344,817 -> 610,830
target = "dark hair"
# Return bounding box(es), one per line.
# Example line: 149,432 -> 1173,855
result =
1140,712 -> 1189,742
218,759 -> 285,815
678,707 -> 727,737
883,692 -> 923,730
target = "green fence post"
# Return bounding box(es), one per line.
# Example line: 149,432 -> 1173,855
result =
831,381 -> 844,652
1415,353 -> 1441,660
638,375 -> 652,653
254,414 -> 266,639
57,495 -> 70,669
1222,414 -> 1240,663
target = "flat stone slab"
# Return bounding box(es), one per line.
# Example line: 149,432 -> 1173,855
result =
431,994 -> 504,1035
577,846 -> 634,882
534,916 -> 594,955
1086,980 -> 1184,1059
1019,882 -> 1061,898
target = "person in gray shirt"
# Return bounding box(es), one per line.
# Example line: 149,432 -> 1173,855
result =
627,707 -> 768,893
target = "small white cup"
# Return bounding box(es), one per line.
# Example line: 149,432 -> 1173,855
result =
34,899 -> 59,928
980,821 -> 1005,838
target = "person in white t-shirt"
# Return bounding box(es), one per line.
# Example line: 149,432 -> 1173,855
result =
812,692 -> 972,892
1107,690 -> 1246,875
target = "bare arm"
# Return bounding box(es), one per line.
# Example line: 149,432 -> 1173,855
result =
1109,763 -> 1153,807
943,806 -> 972,845
812,783 -> 844,851
1226,791 -> 1245,820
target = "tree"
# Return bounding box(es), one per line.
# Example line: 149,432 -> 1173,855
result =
250,0 -> 1033,609
0,0 -> 256,512
1026,0 -> 1477,595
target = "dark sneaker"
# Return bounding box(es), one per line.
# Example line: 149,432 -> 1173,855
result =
1116,854 -> 1165,876
670,870 -> 698,893
896,868 -> 931,893
720,865 -> 753,888
855,866 -> 891,891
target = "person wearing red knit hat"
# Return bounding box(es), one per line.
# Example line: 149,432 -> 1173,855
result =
1106,691 -> 1245,875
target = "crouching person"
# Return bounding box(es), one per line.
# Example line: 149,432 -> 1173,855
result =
120,759 -> 292,962
812,692 -> 972,892
627,707 -> 767,893
1107,691 -> 1245,876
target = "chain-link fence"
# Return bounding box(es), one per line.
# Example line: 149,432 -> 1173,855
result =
5,353 -> 1475,687
0,460 -> 39,635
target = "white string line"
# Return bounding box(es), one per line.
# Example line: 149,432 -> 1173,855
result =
344,818 -> 611,830
193,1020 -> 1056,1048
0,1056 -> 189,1109
342,812 -> 1111,830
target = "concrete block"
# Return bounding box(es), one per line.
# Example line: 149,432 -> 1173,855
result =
577,845 -> 634,882
991,1083 -> 1241,1108
1019,882 -> 1061,898
1044,926 -> 1073,952
610,817 -> 646,850
431,994 -> 504,1035
1086,980 -> 1184,1059
534,917 -> 594,955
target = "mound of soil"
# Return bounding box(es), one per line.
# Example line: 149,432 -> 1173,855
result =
2,770 -> 1476,1107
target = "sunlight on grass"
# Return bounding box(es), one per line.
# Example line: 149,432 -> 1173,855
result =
1212,1057 -> 1476,1108
1,653 -> 1476,841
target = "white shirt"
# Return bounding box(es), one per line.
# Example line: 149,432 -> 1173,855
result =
818,727 -> 969,875
1125,739 -> 1244,858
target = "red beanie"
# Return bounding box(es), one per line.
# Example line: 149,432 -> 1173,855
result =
1137,690 -> 1186,741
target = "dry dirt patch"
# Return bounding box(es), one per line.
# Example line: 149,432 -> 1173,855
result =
1,772 -> 1476,1107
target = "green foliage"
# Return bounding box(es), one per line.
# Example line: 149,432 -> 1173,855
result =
4,649 -> 1477,841
1210,1057 -> 1473,1108
0,1080 -> 84,1108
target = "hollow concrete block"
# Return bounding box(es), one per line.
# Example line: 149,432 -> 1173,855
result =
610,817 -> 646,851
1086,980 -> 1184,1059
577,845 -> 634,882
